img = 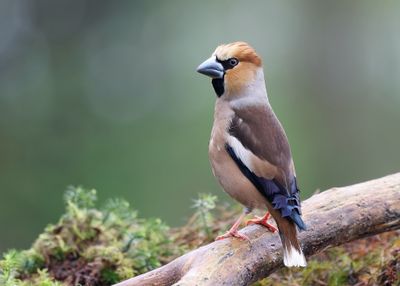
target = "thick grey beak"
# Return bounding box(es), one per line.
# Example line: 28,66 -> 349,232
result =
196,56 -> 224,79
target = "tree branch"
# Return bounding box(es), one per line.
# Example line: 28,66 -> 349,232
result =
115,173 -> 400,286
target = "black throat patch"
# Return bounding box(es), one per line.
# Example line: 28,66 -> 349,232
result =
212,78 -> 224,97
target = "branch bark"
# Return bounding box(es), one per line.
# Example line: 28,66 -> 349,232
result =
115,173 -> 400,286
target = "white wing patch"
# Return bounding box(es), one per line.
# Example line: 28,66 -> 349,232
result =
227,135 -> 255,171
283,245 -> 307,267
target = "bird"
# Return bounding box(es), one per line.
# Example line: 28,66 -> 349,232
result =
196,42 -> 307,267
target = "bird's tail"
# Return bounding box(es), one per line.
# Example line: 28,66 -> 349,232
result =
278,219 -> 307,267
290,210 -> 307,231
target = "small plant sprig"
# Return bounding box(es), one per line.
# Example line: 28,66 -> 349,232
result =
192,193 -> 218,238
0,249 -> 22,286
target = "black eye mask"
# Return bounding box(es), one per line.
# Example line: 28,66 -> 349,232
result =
217,57 -> 239,70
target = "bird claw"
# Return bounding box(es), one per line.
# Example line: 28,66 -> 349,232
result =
246,215 -> 278,233
215,230 -> 250,241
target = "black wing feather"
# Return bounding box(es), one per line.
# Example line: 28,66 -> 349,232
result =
226,130 -> 306,230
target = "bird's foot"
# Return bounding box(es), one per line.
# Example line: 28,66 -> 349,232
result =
246,212 -> 278,233
215,229 -> 250,241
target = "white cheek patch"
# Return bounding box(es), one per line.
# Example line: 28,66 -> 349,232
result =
227,135 -> 255,172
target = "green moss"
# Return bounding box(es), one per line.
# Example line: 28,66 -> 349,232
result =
0,250 -> 23,286
255,231 -> 400,286
0,186 -> 182,286
0,249 -> 47,286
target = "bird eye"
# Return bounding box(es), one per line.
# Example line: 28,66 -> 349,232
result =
229,58 -> 239,67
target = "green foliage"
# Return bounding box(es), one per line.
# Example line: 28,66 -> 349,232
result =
191,193 -> 218,238
0,186 -> 181,286
64,186 -> 97,209
23,269 -> 62,286
0,250 -> 22,286
0,249 -> 47,286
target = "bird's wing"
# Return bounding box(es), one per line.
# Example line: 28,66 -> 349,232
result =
229,104 -> 294,186
226,104 -> 305,229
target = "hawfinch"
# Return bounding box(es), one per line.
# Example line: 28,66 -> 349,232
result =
196,42 -> 307,267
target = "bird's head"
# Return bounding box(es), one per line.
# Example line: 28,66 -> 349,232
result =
196,42 -> 262,97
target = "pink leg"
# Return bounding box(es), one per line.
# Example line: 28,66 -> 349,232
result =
215,212 -> 249,241
246,211 -> 278,233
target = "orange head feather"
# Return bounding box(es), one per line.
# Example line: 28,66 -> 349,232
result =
213,42 -> 262,66
213,42 -> 263,95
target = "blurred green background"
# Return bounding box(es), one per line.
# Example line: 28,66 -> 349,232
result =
1,0 -> 399,253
